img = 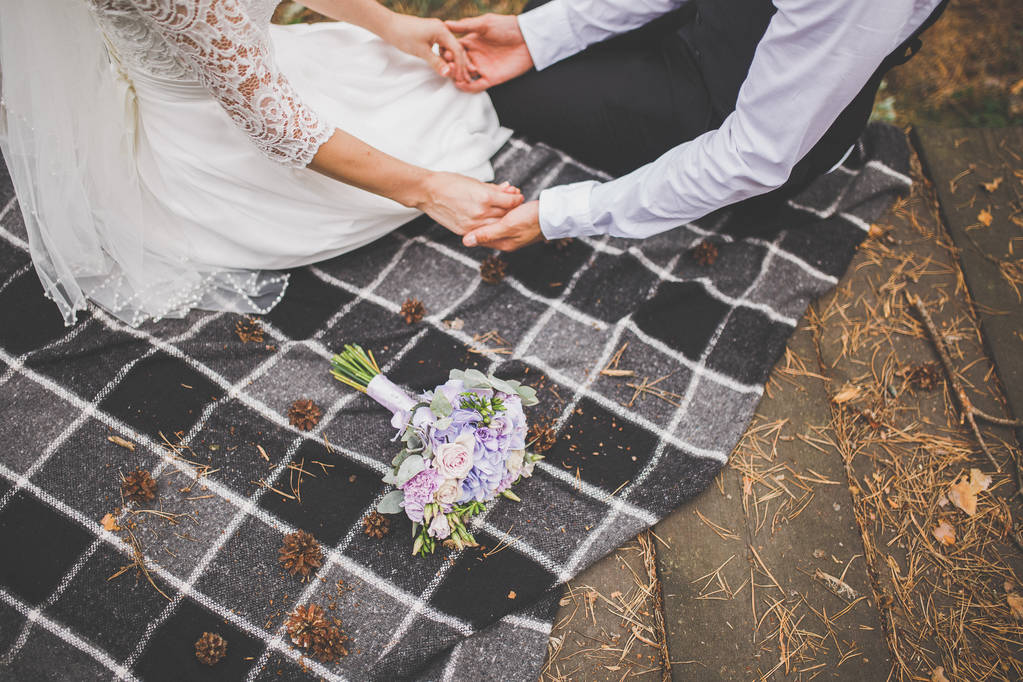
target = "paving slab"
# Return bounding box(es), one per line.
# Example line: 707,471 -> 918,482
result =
912,127 -> 1023,437
544,535 -> 667,680
654,320 -> 891,681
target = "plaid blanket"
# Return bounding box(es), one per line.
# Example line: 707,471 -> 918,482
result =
0,124 -> 910,681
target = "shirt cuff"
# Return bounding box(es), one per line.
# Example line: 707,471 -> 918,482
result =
537,181 -> 603,240
518,1 -> 586,71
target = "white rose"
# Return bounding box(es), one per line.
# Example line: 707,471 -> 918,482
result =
435,478 -> 460,505
506,449 -> 526,476
434,433 -> 475,479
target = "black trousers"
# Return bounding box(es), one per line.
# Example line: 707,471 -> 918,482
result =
489,0 -> 888,206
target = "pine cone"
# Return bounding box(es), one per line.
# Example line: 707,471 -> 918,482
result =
900,362 -> 942,392
362,512 -> 390,539
278,530 -> 323,580
287,604 -> 330,649
286,604 -> 349,663
528,420 -> 558,454
121,469 -> 157,505
400,297 -> 425,325
690,241 -> 719,266
310,621 -> 349,664
194,631 -> 227,666
479,255 -> 507,284
234,317 -> 264,344
288,399 -> 322,431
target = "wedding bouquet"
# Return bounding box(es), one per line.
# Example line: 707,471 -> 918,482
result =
330,345 -> 542,556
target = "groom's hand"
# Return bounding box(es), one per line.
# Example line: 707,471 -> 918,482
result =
443,14 -> 534,93
462,201 -> 543,251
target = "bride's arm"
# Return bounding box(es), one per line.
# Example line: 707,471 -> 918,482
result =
310,130 -> 522,235
298,0 -> 471,80
128,0 -> 518,233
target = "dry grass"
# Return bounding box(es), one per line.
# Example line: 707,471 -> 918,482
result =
877,0 -> 1023,127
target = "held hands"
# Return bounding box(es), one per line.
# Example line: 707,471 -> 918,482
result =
383,14 -> 472,82
417,172 -> 524,236
462,200 -> 543,251
442,14 -> 534,93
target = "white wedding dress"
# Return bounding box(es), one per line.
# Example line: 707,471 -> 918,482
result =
0,0 -> 510,325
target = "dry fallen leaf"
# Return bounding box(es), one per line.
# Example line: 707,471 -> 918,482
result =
969,468 -> 992,491
977,208 -> 993,227
931,667 -> 950,682
1009,593 -> 1023,620
1011,77 -> 1023,96
981,177 -> 1003,193
101,513 -> 121,532
948,479 -> 977,515
507,590 -> 516,600
947,468 -> 991,516
831,384 -> 861,404
932,520 -> 956,546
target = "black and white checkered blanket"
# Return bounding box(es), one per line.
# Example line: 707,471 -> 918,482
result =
0,124 -> 910,681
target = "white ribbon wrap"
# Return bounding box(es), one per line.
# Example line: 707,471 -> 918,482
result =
366,375 -> 416,416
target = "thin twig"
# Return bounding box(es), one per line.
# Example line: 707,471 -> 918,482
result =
907,293 -> 1023,471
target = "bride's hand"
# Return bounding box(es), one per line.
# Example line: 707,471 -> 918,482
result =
382,14 -> 471,83
416,172 -> 523,235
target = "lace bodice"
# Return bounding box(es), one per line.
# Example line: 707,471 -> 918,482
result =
88,0 -> 332,167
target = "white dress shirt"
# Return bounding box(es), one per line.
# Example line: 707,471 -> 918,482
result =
517,0 -> 942,239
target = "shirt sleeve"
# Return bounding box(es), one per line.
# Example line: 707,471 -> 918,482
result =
537,0 -> 915,240
518,0 -> 688,71
129,0 -> 333,168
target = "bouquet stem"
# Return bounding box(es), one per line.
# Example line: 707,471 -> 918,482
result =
330,344 -> 381,393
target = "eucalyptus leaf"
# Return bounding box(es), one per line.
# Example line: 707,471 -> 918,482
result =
516,385 -> 539,406
448,369 -> 466,382
391,449 -> 411,468
487,375 -> 517,395
463,368 -> 491,389
402,430 -> 424,452
433,416 -> 452,431
377,490 -> 404,514
430,390 -> 452,417
395,454 -> 425,486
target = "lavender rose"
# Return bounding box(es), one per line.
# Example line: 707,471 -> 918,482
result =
434,433 -> 475,479
428,513 -> 451,539
401,467 -> 440,523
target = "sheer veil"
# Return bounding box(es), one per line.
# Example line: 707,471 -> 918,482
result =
0,0 -> 287,327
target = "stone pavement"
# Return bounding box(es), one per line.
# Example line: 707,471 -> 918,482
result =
542,128 -> 1023,681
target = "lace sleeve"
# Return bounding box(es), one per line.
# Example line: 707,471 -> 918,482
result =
128,0 -> 333,167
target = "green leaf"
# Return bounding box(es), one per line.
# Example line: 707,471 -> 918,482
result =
516,385 -> 539,406
430,390 -> 453,417
463,369 -> 491,389
402,430 -> 424,452
449,369 -> 466,382
391,449 -> 410,468
395,455 -> 425,486
487,375 -> 518,395
377,490 -> 404,514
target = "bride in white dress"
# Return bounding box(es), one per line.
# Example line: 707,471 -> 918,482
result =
0,0 -> 517,326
